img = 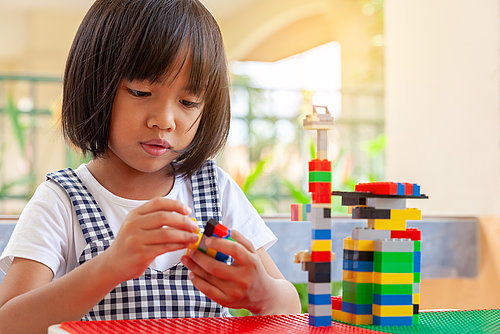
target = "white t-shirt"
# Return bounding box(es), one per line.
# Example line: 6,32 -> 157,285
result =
0,164 -> 277,279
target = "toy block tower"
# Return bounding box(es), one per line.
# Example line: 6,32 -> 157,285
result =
292,105 -> 335,327
331,183 -> 427,326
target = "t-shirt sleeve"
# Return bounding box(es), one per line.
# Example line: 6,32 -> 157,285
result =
0,181 -> 72,278
216,167 -> 277,251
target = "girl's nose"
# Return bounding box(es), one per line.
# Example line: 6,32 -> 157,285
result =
147,106 -> 176,131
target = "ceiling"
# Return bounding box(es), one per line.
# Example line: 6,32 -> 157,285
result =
0,0 -> 258,20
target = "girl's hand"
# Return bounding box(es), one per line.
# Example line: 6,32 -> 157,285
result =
102,198 -> 199,282
181,230 -> 299,315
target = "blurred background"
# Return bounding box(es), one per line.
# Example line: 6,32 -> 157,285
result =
0,0 -> 385,215
1,0 -> 500,311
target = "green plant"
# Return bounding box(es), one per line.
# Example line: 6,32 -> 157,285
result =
0,94 -> 35,200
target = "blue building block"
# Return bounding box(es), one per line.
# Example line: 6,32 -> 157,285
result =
373,315 -> 413,326
341,301 -> 372,315
414,251 -> 421,272
312,229 -> 332,240
397,183 -> 405,195
309,315 -> 332,327
413,184 -> 421,196
373,294 -> 413,306
343,260 -> 373,272
308,294 -> 332,305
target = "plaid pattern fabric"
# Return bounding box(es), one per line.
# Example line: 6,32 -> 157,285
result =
47,161 -> 228,320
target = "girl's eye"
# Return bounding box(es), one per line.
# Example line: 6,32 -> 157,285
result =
128,89 -> 151,97
180,100 -> 200,108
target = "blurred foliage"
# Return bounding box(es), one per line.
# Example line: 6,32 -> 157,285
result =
0,94 -> 35,199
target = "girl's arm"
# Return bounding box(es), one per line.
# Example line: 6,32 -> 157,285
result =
0,198 -> 198,334
182,230 -> 301,315
0,255 -> 122,334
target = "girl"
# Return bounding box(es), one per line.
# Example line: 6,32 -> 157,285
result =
0,0 -> 300,332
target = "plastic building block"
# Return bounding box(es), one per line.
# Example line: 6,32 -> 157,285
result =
391,228 -> 421,241
368,218 -> 407,231
303,105 -> 334,130
312,251 -> 333,262
352,207 -> 391,220
312,229 -> 332,240
308,159 -> 332,171
187,218 -> 234,263
343,249 -> 374,262
342,301 -> 372,315
366,197 -> 407,210
372,315 -> 413,326
373,294 -> 413,306
352,228 -> 391,241
308,315 -> 332,327
309,304 -> 333,316
372,305 -> 413,317
374,239 -> 413,253
291,204 -> 299,221
331,296 -> 342,310
355,182 -> 400,195
373,283 -> 413,295
373,272 -> 413,285
309,282 -> 331,295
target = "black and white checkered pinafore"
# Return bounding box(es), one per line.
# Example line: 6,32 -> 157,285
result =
47,160 -> 229,320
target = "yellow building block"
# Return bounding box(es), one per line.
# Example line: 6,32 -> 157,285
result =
368,218 -> 407,231
392,208 -> 421,221
373,305 -> 413,317
343,270 -> 373,283
413,293 -> 420,304
355,239 -> 375,251
352,314 -> 372,325
373,272 -> 413,284
312,239 -> 331,251
343,237 -> 374,251
206,248 -> 217,258
332,309 -> 354,323
344,237 -> 355,250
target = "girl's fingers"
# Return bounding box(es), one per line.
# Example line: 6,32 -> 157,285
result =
186,270 -> 228,306
185,249 -> 236,281
137,211 -> 198,232
204,233 -> 254,265
149,242 -> 191,255
143,228 -> 199,246
135,197 -> 192,216
225,230 -> 255,252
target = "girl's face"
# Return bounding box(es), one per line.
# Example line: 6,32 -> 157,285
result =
107,62 -> 204,175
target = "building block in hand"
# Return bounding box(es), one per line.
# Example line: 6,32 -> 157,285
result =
187,218 -> 234,263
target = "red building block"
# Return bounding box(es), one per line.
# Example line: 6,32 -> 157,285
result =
309,182 -> 331,194
391,228 -> 421,241
355,182 -> 399,195
213,223 -> 229,238
331,296 -> 342,310
311,251 -> 332,262
404,183 -> 414,196
309,159 -> 332,172
291,204 -> 299,221
312,193 -> 332,204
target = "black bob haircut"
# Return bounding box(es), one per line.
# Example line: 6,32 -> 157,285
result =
62,0 -> 230,177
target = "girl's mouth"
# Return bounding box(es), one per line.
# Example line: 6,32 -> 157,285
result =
141,139 -> 172,156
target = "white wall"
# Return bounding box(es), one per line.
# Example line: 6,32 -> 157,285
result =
385,0 -> 500,216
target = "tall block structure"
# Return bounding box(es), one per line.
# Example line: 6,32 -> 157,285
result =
292,106 -> 335,327
291,106 -> 428,328
332,183 -> 427,326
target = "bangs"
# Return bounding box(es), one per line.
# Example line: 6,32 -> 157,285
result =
117,0 -> 223,97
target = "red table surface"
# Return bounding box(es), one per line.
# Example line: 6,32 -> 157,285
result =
60,314 -> 386,334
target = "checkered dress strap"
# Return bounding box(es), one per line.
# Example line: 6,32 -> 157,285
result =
191,160 -> 222,231
46,165 -> 229,320
47,168 -> 114,244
